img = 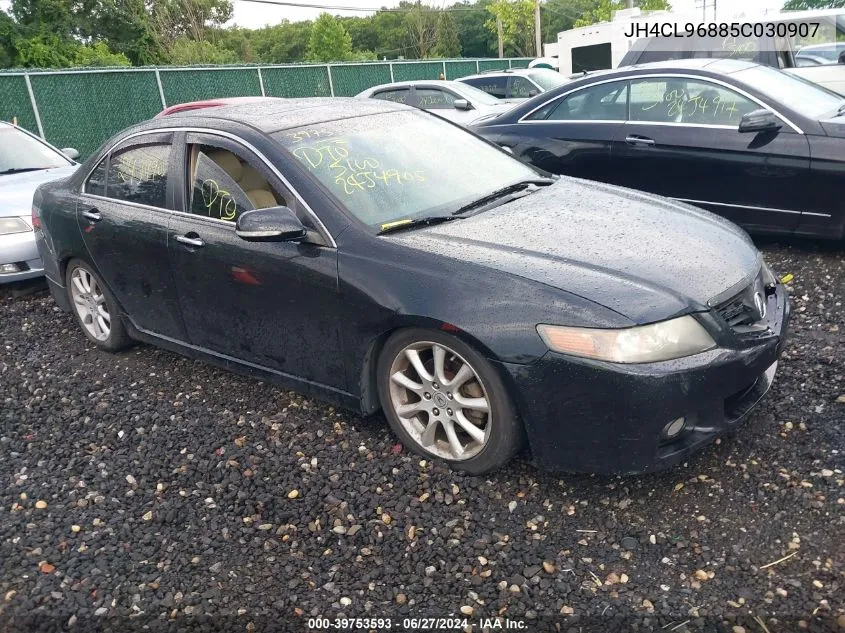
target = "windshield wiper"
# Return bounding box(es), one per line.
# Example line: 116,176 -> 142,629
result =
837,102 -> 845,116
452,179 -> 555,217
378,215 -> 460,235
0,167 -> 47,175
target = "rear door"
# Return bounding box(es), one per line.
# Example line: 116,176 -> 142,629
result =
166,132 -> 345,389
488,79 -> 629,182
613,76 -> 811,233
76,133 -> 186,340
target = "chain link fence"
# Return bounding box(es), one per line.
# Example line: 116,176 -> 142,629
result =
0,58 -> 532,158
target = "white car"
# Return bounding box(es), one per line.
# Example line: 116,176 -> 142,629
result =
1,122 -> 78,283
356,80 -> 518,126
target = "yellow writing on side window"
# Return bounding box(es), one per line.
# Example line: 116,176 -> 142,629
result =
116,154 -> 166,185
201,179 -> 238,220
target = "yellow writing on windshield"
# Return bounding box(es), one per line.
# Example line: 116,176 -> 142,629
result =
641,89 -> 742,121
292,138 -> 425,196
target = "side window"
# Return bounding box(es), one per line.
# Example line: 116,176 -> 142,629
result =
84,157 -> 107,196
106,144 -> 170,208
188,144 -> 285,223
529,81 -> 627,121
629,78 -> 759,126
372,89 -> 410,104
415,88 -> 456,109
509,76 -> 537,98
464,76 -> 508,98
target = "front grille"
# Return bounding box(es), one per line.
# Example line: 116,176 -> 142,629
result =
715,293 -> 758,328
713,272 -> 774,340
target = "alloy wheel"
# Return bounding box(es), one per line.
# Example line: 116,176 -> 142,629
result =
388,341 -> 491,461
70,267 -> 111,342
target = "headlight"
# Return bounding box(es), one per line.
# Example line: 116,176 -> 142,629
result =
0,217 -> 32,235
537,315 -> 716,363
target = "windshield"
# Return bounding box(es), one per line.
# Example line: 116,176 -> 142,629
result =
452,83 -> 502,106
0,127 -> 71,173
734,65 -> 843,119
275,110 -> 539,229
527,69 -> 569,91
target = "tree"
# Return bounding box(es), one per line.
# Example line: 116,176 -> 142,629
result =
574,0 -> 671,27
168,36 -> 236,63
404,3 -> 437,58
782,0 -> 845,8
434,10 -> 461,57
306,13 -> 353,62
453,0 -> 496,58
486,0 -> 535,57
150,0 -> 233,46
73,41 -> 132,66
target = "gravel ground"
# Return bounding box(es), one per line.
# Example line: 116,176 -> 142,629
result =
1,240 -> 843,633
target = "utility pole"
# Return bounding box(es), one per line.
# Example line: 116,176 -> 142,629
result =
627,0 -> 633,8
534,0 -> 542,58
497,16 -> 504,58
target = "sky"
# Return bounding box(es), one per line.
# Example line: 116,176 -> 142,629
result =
0,0 -> 793,34
228,0 -> 787,31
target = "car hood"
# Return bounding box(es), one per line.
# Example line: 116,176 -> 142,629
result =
820,116 -> 845,137
0,165 -> 77,217
469,102 -> 520,124
389,179 -> 761,323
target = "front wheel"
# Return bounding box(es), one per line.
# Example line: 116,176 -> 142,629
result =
377,328 -> 523,474
66,259 -> 132,352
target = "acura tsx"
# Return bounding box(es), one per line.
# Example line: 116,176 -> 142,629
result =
34,98 -> 789,474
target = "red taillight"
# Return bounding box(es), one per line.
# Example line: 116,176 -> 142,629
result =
31,205 -> 41,230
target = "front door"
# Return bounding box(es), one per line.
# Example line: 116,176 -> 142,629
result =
613,77 -> 811,233
167,132 -> 346,390
76,133 -> 186,339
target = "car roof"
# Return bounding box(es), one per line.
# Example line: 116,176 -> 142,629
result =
458,68 -> 548,80
156,96 -> 276,117
144,97 -> 412,135
363,80 -> 467,91
570,58 -> 761,80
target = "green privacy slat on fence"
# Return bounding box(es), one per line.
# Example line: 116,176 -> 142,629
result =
443,60 -> 478,79
509,58 -> 532,68
392,61 -> 443,82
30,71 -> 162,158
478,59 -> 510,72
159,68 -> 261,106
0,75 -> 38,134
330,63 -> 391,96
261,66 -> 331,97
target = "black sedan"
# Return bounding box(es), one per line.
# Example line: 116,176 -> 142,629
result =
34,98 -> 788,474
473,59 -> 845,239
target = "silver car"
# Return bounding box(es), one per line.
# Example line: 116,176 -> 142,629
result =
356,80 -> 518,126
1,122 -> 78,283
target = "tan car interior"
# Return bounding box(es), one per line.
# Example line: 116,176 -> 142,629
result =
191,146 -> 282,211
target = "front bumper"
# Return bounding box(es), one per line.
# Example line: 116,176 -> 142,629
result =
0,230 -> 44,283
501,284 -> 790,474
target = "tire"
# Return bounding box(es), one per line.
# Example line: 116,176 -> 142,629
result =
65,258 -> 133,352
376,328 -> 523,474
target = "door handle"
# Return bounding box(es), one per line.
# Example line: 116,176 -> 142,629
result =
625,135 -> 655,146
176,235 -> 205,248
82,209 -> 101,222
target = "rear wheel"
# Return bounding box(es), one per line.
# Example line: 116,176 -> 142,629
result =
66,259 -> 132,352
377,328 -> 522,474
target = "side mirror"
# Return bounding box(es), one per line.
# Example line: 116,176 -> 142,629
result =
453,99 -> 472,111
235,206 -> 306,242
61,147 -> 80,160
738,109 -> 782,134
527,90 -> 539,97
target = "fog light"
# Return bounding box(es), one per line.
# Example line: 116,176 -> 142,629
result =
0,263 -> 22,274
662,417 -> 686,439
